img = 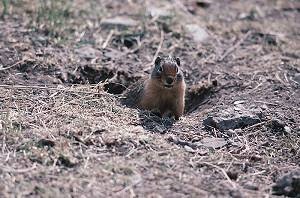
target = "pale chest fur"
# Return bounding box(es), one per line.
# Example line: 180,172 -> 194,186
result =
141,78 -> 185,112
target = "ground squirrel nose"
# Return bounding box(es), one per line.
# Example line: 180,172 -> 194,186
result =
166,77 -> 174,84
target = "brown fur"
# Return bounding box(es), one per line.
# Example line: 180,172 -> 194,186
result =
139,56 -> 186,120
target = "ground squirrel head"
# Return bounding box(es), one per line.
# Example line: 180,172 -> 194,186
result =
151,56 -> 183,89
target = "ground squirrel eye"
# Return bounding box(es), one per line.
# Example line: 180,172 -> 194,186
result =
175,57 -> 180,66
158,66 -> 163,72
155,56 -> 161,66
176,66 -> 179,73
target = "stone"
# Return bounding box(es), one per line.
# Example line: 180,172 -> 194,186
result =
200,137 -> 227,149
185,24 -> 209,42
75,46 -> 101,60
101,17 -> 138,30
203,113 -> 261,131
184,145 -> 195,153
284,126 -> 291,133
147,6 -> 172,18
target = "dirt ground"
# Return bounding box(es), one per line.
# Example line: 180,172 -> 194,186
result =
0,0 -> 300,197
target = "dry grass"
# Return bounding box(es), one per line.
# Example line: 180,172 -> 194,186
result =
1,83 -> 298,197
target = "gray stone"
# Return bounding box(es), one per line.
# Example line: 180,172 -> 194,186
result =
147,6 -> 172,18
75,46 -> 101,60
203,113 -> 261,131
101,17 -> 138,29
184,145 -> 195,153
284,126 -> 291,133
185,24 -> 209,42
200,137 -> 227,149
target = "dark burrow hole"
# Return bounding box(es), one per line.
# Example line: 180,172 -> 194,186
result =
79,65 -> 115,84
184,81 -> 217,113
70,64 -> 216,115
65,65 -> 141,94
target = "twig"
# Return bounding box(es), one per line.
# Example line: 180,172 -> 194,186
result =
243,121 -> 266,131
5,152 -> 10,161
275,72 -> 287,85
218,31 -> 252,62
102,30 -> 114,49
0,84 -> 104,95
254,100 -> 278,106
0,59 -> 25,71
35,97 -> 84,115
249,82 -> 263,93
153,30 -> 164,63
83,156 -> 90,169
207,73 -> 211,84
284,72 -> 289,83
144,30 -> 165,69
1,163 -> 37,173
290,76 -> 299,85
237,170 -> 266,181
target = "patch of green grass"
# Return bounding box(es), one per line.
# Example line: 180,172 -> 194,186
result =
35,0 -> 73,40
37,0 -> 71,26
1,0 -> 9,17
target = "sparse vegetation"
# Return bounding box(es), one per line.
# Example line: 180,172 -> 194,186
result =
1,0 -> 9,17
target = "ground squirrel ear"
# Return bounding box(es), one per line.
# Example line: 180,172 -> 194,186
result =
175,57 -> 180,66
155,56 -> 161,65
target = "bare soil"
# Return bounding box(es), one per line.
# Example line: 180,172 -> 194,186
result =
0,0 -> 300,197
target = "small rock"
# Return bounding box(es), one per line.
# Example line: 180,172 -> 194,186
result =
203,113 -> 261,131
101,16 -> 138,30
75,46 -> 101,60
284,126 -> 291,133
185,24 -> 209,42
273,169 -> 300,197
184,145 -> 195,153
147,6 -> 172,18
238,12 -> 249,20
200,137 -> 227,149
261,104 -> 268,110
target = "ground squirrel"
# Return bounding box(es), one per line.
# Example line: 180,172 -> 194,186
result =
139,56 -> 186,120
